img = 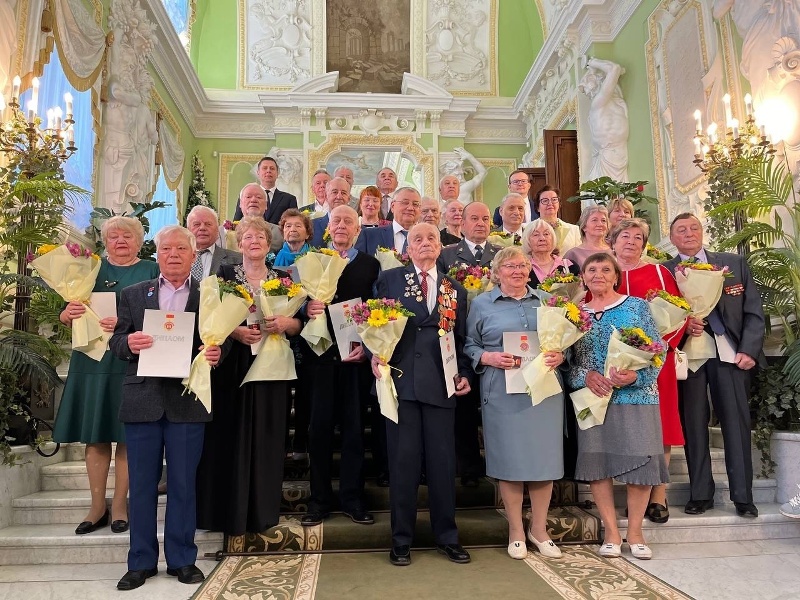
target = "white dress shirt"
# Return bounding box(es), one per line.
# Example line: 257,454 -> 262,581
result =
414,265 -> 437,313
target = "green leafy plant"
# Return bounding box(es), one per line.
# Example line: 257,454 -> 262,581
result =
750,361 -> 800,477
567,176 -> 658,221
87,200 -> 168,260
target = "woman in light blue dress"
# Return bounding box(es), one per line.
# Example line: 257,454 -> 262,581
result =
465,246 -> 565,560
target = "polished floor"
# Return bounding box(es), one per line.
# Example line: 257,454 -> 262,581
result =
1,539 -> 799,600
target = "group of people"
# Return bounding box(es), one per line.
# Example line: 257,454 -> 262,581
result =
51,155 -> 766,590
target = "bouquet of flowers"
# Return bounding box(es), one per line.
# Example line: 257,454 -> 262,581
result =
447,263 -> 492,304
301,208 -> 327,220
570,326 -> 665,429
375,246 -> 410,270
295,247 -> 349,355
30,242 -> 105,360
674,260 -> 732,371
538,271 -> 582,301
522,296 -> 591,406
221,220 -> 240,252
182,277 -> 253,412
241,277 -> 308,384
641,243 -> 673,264
352,299 -> 414,423
645,289 -> 691,336
486,231 -> 522,248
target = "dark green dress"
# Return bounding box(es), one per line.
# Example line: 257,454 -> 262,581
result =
53,259 -> 159,443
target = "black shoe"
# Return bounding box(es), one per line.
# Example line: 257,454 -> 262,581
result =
166,564 -> 205,584
343,509 -> 375,525
684,499 -> 714,515
389,545 -> 411,566
75,509 -> 109,535
301,511 -> 329,526
111,519 -> 129,533
646,502 -> 669,524
436,543 -> 471,564
117,568 -> 157,590
460,476 -> 480,488
376,472 -> 390,487
734,502 -> 758,518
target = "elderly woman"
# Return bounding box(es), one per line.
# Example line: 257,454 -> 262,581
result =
534,185 -> 581,255
522,219 -> 580,288
607,197 -> 634,232
53,216 -> 159,535
563,206 -> 612,268
197,216 -> 302,535
568,253 -> 668,560
275,208 -> 312,266
465,247 -> 564,560
611,219 -> 687,523
358,185 -> 387,228
441,199 -> 464,246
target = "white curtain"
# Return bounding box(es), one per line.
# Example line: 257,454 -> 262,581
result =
159,121 -> 186,191
52,0 -> 106,90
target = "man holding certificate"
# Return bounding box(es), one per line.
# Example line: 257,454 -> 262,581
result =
371,220 -> 473,567
110,225 -> 227,591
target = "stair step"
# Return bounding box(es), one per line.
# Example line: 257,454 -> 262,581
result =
668,447 -> 728,476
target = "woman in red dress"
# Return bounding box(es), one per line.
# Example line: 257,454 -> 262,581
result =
611,218 -> 688,524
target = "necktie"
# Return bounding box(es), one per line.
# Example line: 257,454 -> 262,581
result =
383,194 -> 391,217
264,189 -> 271,213
474,244 -> 483,262
420,271 -> 434,312
400,230 -> 408,254
191,248 -> 208,283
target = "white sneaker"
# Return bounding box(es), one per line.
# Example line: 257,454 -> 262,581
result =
780,484 -> 800,519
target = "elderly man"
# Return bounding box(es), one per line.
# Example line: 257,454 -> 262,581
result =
494,170 -> 536,227
377,167 -> 399,219
110,226 -> 228,591
233,156 -> 298,223
373,222 -> 473,566
355,187 -> 422,258
300,205 -> 381,527
495,193 -> 527,242
186,206 -> 241,279
299,169 -> 332,213
441,199 -> 463,246
420,196 -> 442,228
439,174 -> 460,204
311,177 -> 353,246
334,166 -> 359,209
222,183 -> 283,254
665,213 -> 765,518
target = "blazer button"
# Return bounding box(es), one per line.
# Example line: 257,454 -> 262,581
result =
417,327 -> 422,331
415,353 -> 421,358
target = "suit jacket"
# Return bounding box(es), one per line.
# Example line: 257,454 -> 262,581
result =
298,202 -> 320,213
374,266 -> 471,408
109,278 -> 231,424
440,229 -> 461,247
233,188 -> 297,224
493,203 -> 540,227
664,250 -> 765,361
311,214 -> 329,248
354,223 -> 395,257
436,238 -> 499,272
207,246 -> 242,278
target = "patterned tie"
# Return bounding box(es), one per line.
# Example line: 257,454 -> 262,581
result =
420,270 -> 434,312
191,248 -> 208,283
382,194 -> 391,217
474,244 -> 483,262
400,230 -> 408,254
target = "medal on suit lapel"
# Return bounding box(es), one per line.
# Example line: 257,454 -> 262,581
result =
404,272 -> 423,303
437,279 -> 457,336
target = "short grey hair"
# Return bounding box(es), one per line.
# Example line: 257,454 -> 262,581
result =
154,225 -> 196,252
521,218 -> 556,256
577,205 -> 609,240
186,205 -> 219,224
101,216 -> 145,249
500,193 -> 526,208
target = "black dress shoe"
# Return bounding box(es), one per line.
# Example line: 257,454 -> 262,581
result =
117,568 -> 157,590
301,511 -> 329,526
734,502 -> 758,518
376,472 -> 390,487
389,545 -> 411,566
111,519 -> 129,533
684,499 -> 714,515
343,509 -> 375,525
75,509 -> 109,535
646,502 -> 669,524
166,564 -> 205,584
436,543 -> 471,564
460,476 -> 480,488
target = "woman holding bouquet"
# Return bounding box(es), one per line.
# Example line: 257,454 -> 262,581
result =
522,219 -> 580,288
562,206 -> 612,268
568,253 -> 668,560
54,216 -> 159,535
465,246 -> 565,560
196,216 -> 302,535
611,219 -> 687,523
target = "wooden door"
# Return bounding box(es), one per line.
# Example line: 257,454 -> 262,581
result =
544,130 -> 580,224
519,167 -> 546,207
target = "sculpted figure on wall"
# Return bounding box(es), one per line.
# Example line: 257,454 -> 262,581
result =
270,148 -> 304,201
439,147 -> 487,205
99,0 -> 158,211
579,57 -> 630,182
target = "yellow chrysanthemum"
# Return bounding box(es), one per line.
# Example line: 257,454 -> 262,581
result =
653,355 -> 663,367
630,327 -> 651,343
236,285 -> 253,304
385,309 -> 400,320
463,275 -> 482,291
318,248 -> 338,256
36,244 -> 58,255
566,303 -> 581,323
261,279 -> 281,292
367,309 -> 388,327
287,283 -> 302,298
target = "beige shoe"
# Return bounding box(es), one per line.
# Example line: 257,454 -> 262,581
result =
527,529 -> 562,558
628,542 -> 652,560
507,541 -> 527,559
598,542 -> 622,558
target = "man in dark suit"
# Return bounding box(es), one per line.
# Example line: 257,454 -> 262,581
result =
437,201 -> 498,486
301,206 -> 381,527
298,169 -> 331,213
493,169 -> 537,227
310,177 -> 353,247
372,222 -> 473,566
665,213 -> 765,518
377,167 -> 399,221
222,184 -> 283,253
232,156 -> 297,224
334,166 -> 360,209
186,206 -> 241,279
355,186 -> 422,258
110,226 -> 228,591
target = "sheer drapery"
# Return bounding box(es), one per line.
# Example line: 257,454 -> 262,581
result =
158,121 -> 185,191
52,0 -> 106,90
145,173 -> 179,239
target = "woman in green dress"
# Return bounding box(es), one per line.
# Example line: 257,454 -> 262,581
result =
53,216 -> 159,535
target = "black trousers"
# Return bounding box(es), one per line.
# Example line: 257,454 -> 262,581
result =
455,387 -> 484,477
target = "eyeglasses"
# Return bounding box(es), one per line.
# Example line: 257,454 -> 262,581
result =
539,197 -> 559,205
500,263 -> 530,272
509,179 -> 530,185
394,200 -> 422,209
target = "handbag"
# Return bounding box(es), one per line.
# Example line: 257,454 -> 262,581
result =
674,349 -> 688,380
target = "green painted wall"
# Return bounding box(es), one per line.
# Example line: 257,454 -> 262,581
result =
498,0 -> 543,97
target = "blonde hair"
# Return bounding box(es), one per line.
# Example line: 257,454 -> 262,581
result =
101,216 -> 145,249
490,246 -> 530,285
577,205 -> 609,240
235,216 -> 273,246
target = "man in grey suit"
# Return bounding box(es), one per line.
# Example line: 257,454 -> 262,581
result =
186,206 -> 242,279
110,226 -> 227,591
665,213 -> 765,518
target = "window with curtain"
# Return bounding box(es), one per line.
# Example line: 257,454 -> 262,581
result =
18,49 -> 95,230
145,171 -> 179,239
161,0 -> 191,50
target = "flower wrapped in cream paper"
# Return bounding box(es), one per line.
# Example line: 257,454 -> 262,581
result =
522,295 -> 591,406
241,277 -> 308,384
537,272 -> 583,302
570,326 -> 665,429
645,289 -> 691,336
446,263 -> 493,305
486,231 -> 521,248
352,299 -> 415,423
374,247 -> 410,271
295,248 -> 349,355
182,277 -> 253,412
674,261 -> 731,371
30,243 -> 105,360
